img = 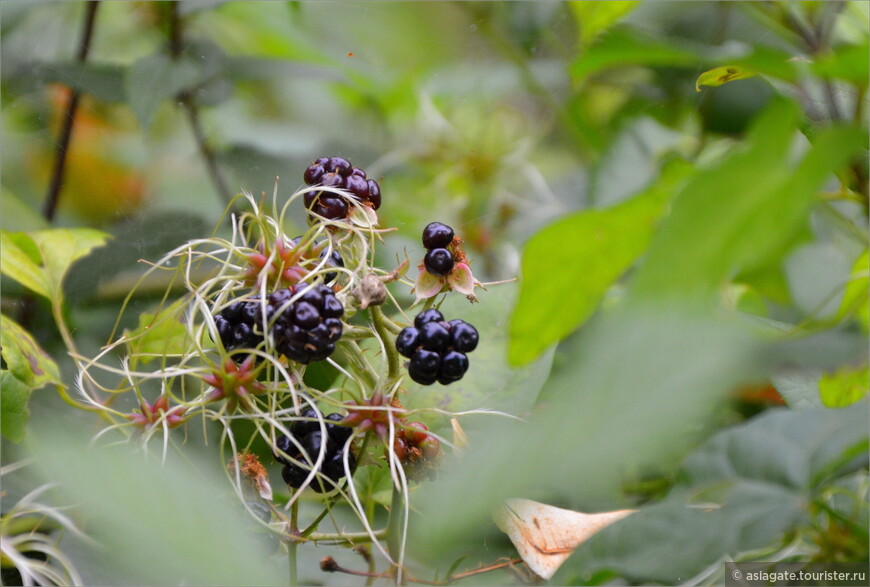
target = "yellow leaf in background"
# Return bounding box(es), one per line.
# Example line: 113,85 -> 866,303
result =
696,65 -> 758,91
494,498 -> 634,580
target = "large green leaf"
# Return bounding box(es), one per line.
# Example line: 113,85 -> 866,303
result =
404,284 -> 555,424
508,160 -> 690,366
628,99 -> 866,305
32,424 -> 284,586
29,61 -> 126,102
126,47 -> 222,130
569,1 -> 639,50
559,403 -> 869,584
1,371 -> 32,443
0,314 -> 62,390
413,307 -> 765,559
570,26 -> 697,81
0,228 -> 110,304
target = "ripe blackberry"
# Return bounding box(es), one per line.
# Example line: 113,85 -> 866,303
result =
292,237 -> 345,283
424,248 -> 454,276
397,312 -> 479,386
422,222 -> 454,249
274,408 -> 355,492
302,156 -> 382,220
214,285 -> 343,364
272,285 -> 344,364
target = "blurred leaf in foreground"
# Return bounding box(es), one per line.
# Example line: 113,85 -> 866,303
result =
413,306 -> 766,559
508,161 -> 691,366
628,99 -> 866,305
559,402 -> 869,584
32,424 -> 284,586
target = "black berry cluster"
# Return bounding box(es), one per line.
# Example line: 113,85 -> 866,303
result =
291,236 -> 344,283
274,408 -> 355,492
422,222 -> 455,276
214,284 -> 343,364
395,309 -> 479,385
303,156 -> 381,220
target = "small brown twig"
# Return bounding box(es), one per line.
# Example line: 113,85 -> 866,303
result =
166,1 -> 233,208
319,556 -> 525,586
41,1 -> 100,221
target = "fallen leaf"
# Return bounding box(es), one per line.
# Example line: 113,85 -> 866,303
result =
494,498 -> 634,580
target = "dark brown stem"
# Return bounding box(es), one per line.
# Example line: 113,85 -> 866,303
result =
41,1 -> 100,221
167,1 -> 233,208
319,556 -> 524,586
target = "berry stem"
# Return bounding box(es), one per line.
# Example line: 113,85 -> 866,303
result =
370,305 -> 401,381
387,485 -> 406,586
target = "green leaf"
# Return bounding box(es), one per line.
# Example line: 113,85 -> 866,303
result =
560,403 -> 869,584
30,61 -> 126,102
837,250 -> 869,333
0,228 -> 110,304
414,307 -> 765,558
32,425 -> 284,585
696,65 -> 758,91
569,1 -> 639,50
570,26 -> 697,82
812,42 -> 870,84
508,161 -> 691,366
628,99 -> 867,305
126,50 -> 216,130
404,284 -> 555,423
1,371 -> 32,443
819,365 -> 870,408
0,314 -> 62,390
122,298 -> 192,366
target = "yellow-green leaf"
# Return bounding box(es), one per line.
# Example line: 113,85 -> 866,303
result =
819,364 -> 869,408
1,371 -> 32,442
696,65 -> 758,91
0,228 -> 110,303
123,298 -> 192,365
836,250 -> 869,333
569,1 -> 640,50
0,314 -> 62,390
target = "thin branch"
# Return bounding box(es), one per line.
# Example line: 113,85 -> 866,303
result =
41,1 -> 100,221
320,556 -> 524,586
167,1 -> 234,208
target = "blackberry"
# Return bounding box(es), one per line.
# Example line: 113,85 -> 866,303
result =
272,285 -> 344,365
302,156 -> 382,220
422,222 -> 454,249
274,409 -> 355,493
292,237 -> 344,283
397,312 -> 479,386
213,285 -> 344,364
424,248 -> 454,276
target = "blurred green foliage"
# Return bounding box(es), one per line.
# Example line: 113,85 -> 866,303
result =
1,1 -> 868,585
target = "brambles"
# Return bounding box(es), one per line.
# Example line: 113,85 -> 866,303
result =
274,409 -> 355,493
397,309 -> 479,385
302,156 -> 381,220
213,284 -> 344,365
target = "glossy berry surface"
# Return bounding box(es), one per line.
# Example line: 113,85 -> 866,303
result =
397,312 -> 479,386
424,248 -> 454,276
422,222 -> 454,250
214,284 -> 343,364
274,408 -> 355,493
302,156 -> 382,220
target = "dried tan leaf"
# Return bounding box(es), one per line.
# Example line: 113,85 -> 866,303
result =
494,498 -> 634,580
